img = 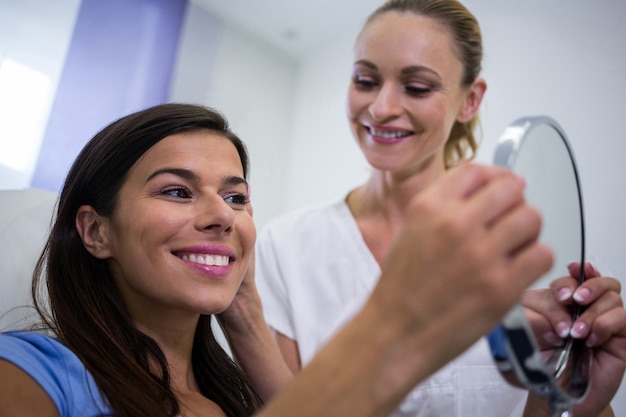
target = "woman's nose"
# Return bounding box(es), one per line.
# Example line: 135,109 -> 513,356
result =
195,195 -> 235,233
368,84 -> 401,121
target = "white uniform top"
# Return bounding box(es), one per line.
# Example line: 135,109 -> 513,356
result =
256,198 -> 528,416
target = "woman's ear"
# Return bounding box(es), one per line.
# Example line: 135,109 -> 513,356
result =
75,205 -> 112,259
457,77 -> 487,123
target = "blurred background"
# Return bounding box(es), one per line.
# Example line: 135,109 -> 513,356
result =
1,0 -> 625,412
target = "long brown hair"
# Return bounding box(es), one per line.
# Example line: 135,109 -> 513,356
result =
32,103 -> 262,417
365,0 -> 484,168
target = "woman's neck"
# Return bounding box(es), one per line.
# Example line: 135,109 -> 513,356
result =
346,161 -> 447,265
349,161 -> 447,222
136,316 -> 199,391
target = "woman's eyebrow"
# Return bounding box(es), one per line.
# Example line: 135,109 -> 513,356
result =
354,59 -> 377,70
401,65 -> 439,78
145,167 -> 199,184
354,60 -> 440,78
146,169 -> 247,188
223,175 -> 248,189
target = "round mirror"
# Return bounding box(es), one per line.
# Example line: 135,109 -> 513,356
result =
487,116 -> 591,416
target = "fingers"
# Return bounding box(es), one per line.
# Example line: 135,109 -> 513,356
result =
549,275 -> 579,305
420,163 -> 530,238
526,276 -> 625,351
428,163 -> 552,293
571,279 -> 623,343
438,164 -> 546,262
567,261 -> 601,281
474,176 -> 553,292
585,307 -> 626,348
465,172 -> 526,229
506,241 -> 554,296
489,202 -> 543,258
523,288 -> 573,344
549,262 -> 618,305
543,264 -> 624,346
455,164 -> 547,262
439,163 -> 523,201
572,275 -> 621,306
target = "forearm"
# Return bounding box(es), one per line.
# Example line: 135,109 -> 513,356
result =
257,295 -> 452,417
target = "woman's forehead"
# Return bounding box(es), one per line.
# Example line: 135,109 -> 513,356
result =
355,12 -> 462,80
357,12 -> 457,57
128,131 -> 244,182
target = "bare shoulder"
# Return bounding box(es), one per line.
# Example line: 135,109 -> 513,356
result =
0,359 -> 59,417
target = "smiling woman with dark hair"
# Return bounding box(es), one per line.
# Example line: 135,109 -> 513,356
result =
1,103 -> 264,417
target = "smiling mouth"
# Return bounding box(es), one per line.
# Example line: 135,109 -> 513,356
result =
368,127 -> 413,140
180,253 -> 230,266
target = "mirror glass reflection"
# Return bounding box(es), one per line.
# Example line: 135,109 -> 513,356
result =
489,116 -> 590,416
512,122 -> 584,290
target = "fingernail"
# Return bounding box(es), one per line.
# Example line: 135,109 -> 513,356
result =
586,333 -> 598,347
573,288 -> 591,303
556,321 -> 571,338
557,288 -> 573,302
570,322 -> 587,338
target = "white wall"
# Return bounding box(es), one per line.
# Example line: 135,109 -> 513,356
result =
281,1 -> 626,413
283,35 -> 369,211
0,0 -> 81,189
172,0 -> 298,230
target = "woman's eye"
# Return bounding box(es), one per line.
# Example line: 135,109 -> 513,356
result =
405,85 -> 432,97
353,75 -> 378,90
224,193 -> 249,207
161,187 -> 192,199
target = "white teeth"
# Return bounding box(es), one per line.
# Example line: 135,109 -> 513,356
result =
370,128 -> 412,139
182,254 -> 229,266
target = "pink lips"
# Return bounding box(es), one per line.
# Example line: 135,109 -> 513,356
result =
185,261 -> 233,278
367,125 -> 413,145
175,244 -> 235,278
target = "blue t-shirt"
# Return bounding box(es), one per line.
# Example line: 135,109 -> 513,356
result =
0,331 -> 112,416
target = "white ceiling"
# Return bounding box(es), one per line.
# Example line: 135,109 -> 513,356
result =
191,0 -> 384,59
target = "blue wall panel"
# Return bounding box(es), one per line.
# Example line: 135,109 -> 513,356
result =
32,0 -> 187,192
